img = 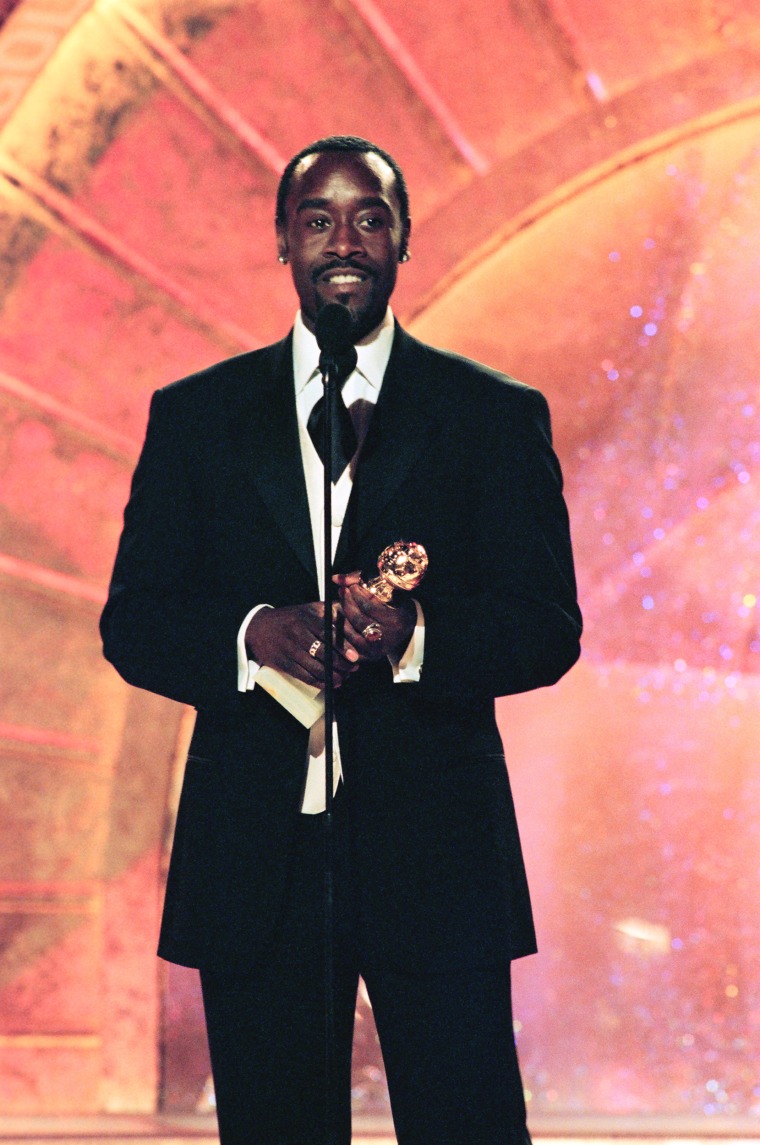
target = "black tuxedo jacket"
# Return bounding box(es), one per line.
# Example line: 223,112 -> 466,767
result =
101,324 -> 582,974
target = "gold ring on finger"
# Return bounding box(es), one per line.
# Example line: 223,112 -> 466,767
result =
362,622 -> 383,643
308,639 -> 322,658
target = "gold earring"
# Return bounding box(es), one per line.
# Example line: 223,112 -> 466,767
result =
400,250 -> 410,263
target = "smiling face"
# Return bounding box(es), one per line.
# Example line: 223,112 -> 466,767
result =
276,149 -> 411,341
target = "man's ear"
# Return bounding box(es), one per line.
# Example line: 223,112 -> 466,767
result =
399,217 -> 412,263
275,222 -> 288,264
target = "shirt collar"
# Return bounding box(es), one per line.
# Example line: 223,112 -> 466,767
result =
292,307 -> 395,395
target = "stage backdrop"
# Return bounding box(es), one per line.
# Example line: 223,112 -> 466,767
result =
0,0 -> 757,1122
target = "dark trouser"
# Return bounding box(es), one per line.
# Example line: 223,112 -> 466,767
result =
200,796 -> 530,1145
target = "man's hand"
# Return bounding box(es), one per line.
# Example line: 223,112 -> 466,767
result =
245,603 -> 359,688
333,572 -> 416,662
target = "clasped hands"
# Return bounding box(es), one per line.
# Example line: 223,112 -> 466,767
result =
245,571 -> 416,689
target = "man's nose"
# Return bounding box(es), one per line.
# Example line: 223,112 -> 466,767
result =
327,220 -> 365,259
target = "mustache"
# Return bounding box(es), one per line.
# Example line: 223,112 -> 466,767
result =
311,260 -> 376,283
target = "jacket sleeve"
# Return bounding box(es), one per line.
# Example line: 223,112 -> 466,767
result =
100,387 -> 249,710
416,384 -> 582,702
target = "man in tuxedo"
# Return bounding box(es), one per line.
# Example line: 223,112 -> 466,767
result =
101,135 -> 582,1145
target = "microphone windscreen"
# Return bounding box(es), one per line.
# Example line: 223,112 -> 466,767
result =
315,303 -> 354,355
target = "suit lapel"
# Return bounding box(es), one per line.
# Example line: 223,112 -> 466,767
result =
336,326 -> 443,566
226,336 -> 317,586
224,326 -> 441,582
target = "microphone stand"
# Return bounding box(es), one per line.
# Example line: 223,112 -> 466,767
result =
319,349 -> 338,1145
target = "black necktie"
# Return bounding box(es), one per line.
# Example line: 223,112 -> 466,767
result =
307,356 -> 358,480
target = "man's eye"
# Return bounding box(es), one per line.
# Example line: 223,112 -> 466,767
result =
307,217 -> 330,229
361,216 -> 385,230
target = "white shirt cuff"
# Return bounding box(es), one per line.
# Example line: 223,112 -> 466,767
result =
389,599 -> 425,682
237,604 -> 273,691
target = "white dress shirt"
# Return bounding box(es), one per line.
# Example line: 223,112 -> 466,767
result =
237,308 -> 424,812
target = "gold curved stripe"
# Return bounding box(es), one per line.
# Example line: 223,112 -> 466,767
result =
409,93 -> 760,322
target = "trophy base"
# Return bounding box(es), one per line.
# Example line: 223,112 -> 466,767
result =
364,575 -> 395,604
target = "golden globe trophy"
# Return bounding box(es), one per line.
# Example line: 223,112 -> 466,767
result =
362,539 -> 429,603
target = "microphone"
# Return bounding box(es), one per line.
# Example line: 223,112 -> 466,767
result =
316,303 -> 358,378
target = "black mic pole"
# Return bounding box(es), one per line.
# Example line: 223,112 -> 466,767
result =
320,347 -> 337,1145
316,302 -> 356,1145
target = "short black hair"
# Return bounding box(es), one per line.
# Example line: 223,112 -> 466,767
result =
275,135 -> 410,226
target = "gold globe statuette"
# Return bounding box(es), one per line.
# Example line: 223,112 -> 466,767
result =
362,540 -> 429,604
